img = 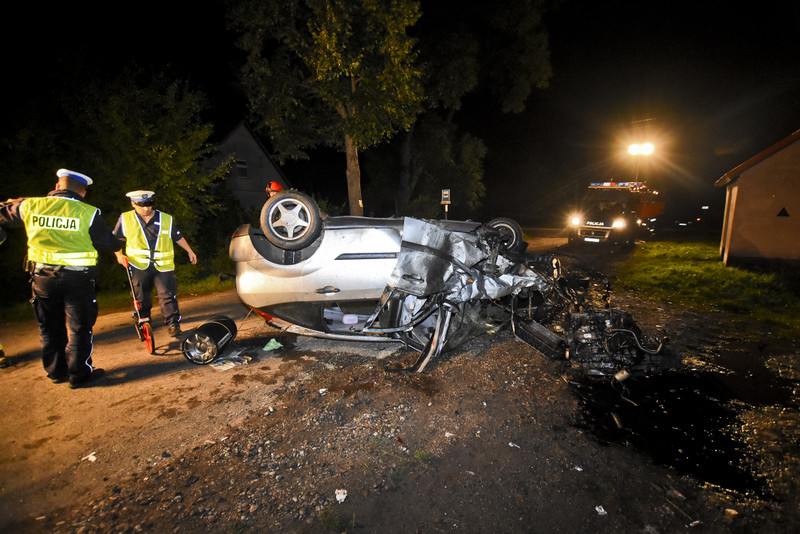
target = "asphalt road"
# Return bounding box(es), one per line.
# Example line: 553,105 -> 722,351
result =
524,226 -> 640,274
522,227 -> 569,254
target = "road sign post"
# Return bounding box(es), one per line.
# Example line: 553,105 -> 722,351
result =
441,189 -> 451,220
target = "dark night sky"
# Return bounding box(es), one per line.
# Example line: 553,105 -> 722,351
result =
465,1 -> 800,224
4,1 -> 800,224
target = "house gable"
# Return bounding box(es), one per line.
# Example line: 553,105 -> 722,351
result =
717,129 -> 800,266
211,122 -> 290,212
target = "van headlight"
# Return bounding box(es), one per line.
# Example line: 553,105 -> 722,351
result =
612,218 -> 626,228
570,214 -> 582,226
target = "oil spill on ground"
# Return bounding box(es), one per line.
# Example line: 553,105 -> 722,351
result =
404,373 -> 440,397
328,379 -> 377,396
570,346 -> 800,497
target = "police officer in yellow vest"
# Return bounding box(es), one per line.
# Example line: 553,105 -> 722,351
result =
0,169 -> 121,388
113,190 -> 197,338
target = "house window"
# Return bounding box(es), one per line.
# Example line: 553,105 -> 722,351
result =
235,160 -> 248,179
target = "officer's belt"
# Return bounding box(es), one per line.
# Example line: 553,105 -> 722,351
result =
34,263 -> 90,272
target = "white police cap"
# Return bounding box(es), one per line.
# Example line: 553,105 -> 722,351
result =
126,190 -> 156,202
56,168 -> 93,186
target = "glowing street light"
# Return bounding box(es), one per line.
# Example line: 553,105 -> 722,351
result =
628,142 -> 654,179
628,142 -> 654,156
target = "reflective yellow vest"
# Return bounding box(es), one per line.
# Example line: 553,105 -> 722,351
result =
19,196 -> 100,266
121,211 -> 175,271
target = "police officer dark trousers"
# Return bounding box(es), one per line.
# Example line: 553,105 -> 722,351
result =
32,264 -> 99,380
0,169 -> 121,388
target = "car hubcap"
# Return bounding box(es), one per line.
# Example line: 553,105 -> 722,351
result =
273,202 -> 310,240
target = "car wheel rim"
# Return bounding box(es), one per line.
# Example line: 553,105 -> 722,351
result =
182,333 -> 218,364
270,200 -> 311,241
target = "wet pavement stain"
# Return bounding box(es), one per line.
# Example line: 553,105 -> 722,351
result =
570,346 -> 800,498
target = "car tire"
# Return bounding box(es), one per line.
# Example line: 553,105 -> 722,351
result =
260,190 -> 323,250
487,217 -> 525,254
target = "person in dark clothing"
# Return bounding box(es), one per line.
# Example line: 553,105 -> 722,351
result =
0,169 -> 121,388
113,190 -> 197,338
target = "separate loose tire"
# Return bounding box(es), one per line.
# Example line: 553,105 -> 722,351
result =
181,316 -> 238,365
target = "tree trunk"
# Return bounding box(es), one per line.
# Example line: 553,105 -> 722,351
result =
395,124 -> 414,215
344,134 -> 364,216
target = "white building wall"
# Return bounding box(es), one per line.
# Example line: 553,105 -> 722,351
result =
726,140 -> 800,264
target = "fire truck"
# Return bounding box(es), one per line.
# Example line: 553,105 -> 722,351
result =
568,181 -> 665,245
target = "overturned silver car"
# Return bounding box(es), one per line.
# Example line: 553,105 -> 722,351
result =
229,190 -> 670,376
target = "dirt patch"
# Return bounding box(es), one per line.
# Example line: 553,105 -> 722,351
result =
2,245 -> 800,533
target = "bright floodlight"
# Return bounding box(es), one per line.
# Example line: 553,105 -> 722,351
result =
628,142 -> 654,156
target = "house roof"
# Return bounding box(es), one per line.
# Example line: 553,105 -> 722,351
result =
715,128 -> 800,187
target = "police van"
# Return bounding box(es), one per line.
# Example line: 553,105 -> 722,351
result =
568,181 -> 664,245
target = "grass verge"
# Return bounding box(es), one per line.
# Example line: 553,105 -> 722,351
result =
613,241 -> 800,340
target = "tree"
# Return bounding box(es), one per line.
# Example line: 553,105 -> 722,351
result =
0,67 -> 233,304
387,0 -> 553,216
76,71 -> 231,240
364,115 -> 486,218
229,0 -> 425,216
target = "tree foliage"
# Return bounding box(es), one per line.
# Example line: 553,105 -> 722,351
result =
0,70 -> 233,303
76,72 -> 231,238
385,0 -> 553,216
229,0 -> 425,215
473,0 -> 553,114
364,115 -> 486,218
